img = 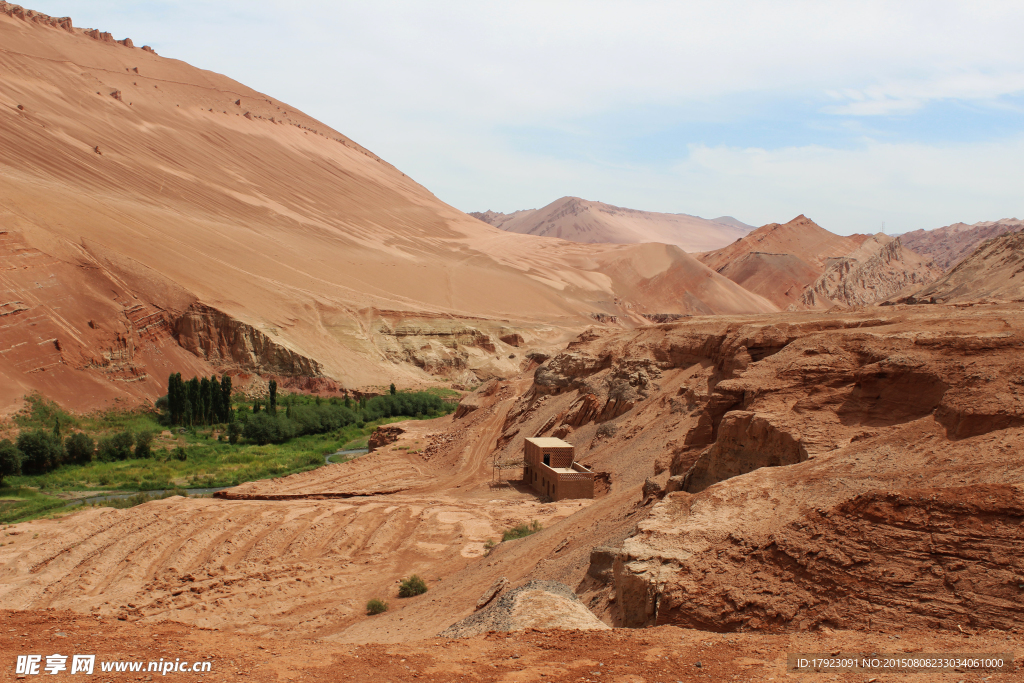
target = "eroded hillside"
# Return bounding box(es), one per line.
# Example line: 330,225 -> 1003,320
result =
5,304 -> 1022,645
0,5 -> 775,413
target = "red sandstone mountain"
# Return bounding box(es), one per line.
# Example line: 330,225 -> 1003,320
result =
901,218 -> 1024,270
0,4 -> 775,414
470,197 -> 753,253
696,215 -> 870,308
901,230 -> 1024,304
799,236 -> 943,309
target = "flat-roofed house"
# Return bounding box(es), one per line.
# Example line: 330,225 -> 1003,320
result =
523,437 -> 595,500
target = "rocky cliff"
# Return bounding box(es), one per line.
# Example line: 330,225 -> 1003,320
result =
900,230 -> 1024,304
799,237 -> 943,308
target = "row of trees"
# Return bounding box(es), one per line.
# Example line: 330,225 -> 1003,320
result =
242,391 -> 451,445
0,422 -> 155,483
166,373 -> 233,426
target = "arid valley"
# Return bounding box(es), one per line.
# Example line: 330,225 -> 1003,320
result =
2,3 -> 1024,682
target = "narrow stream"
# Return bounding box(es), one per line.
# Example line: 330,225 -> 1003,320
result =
63,487 -> 230,507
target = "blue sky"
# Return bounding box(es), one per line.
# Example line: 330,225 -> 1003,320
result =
28,1 -> 1024,234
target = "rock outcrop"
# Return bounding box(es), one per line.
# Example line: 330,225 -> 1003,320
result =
439,581 -> 609,638
900,230 -> 1024,304
574,305 -> 1024,632
174,303 -> 323,377
901,218 -> 1024,271
799,237 -> 942,308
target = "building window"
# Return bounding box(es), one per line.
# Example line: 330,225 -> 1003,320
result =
543,453 -> 550,466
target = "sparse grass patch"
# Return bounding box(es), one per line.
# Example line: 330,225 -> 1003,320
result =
366,598 -> 389,615
502,519 -> 542,542
398,575 -> 428,598
0,486 -> 65,524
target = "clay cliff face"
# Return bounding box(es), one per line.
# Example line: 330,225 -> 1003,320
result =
799,237 -> 943,309
900,230 -> 1024,304
0,6 -> 775,412
901,218 -> 1024,271
471,197 -> 753,253
481,305 -> 1024,633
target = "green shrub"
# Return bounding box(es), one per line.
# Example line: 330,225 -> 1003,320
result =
502,519 -> 542,542
173,446 -> 188,462
64,432 -> 95,465
366,598 -> 389,615
134,431 -> 154,459
17,430 -> 64,474
398,575 -> 428,598
228,419 -> 241,446
97,430 -> 134,462
0,439 -> 21,486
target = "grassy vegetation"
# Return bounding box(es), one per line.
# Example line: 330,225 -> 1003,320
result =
0,486 -> 65,525
3,393 -> 448,494
501,519 -> 543,542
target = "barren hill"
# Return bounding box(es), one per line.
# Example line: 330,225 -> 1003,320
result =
901,218 -> 1024,270
470,197 -> 753,253
696,215 -> 870,307
0,5 -> 774,413
901,230 -> 1024,304
799,236 -> 943,309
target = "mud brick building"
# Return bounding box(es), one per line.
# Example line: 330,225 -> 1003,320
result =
523,437 -> 595,500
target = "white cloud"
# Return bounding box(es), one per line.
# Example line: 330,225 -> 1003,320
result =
27,0 -> 1024,232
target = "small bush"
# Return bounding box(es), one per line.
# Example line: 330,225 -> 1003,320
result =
502,519 -> 542,542
173,446 -> 188,462
366,598 -> 389,615
398,575 -> 428,598
134,431 -> 154,459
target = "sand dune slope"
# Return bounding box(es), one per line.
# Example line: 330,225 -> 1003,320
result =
0,6 -> 774,410
471,197 -> 752,253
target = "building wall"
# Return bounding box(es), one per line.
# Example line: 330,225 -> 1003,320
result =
523,440 -> 594,500
524,441 -> 574,469
552,472 -> 594,501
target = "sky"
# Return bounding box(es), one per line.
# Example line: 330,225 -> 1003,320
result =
28,1 -> 1024,234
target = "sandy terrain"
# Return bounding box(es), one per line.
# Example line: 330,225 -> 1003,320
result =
4,609 -> 1021,682
0,7 -> 774,414
471,196 -> 753,253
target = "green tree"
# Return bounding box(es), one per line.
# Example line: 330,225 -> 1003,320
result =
268,380 -> 278,416
134,431 -> 154,459
0,439 -> 21,486
187,377 -> 201,425
389,383 -> 396,396
227,421 -> 242,445
64,432 -> 95,465
220,375 -> 233,422
253,399 -> 261,414
17,429 -> 64,475
199,377 -> 211,425
98,430 -> 134,462
210,375 -> 222,424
